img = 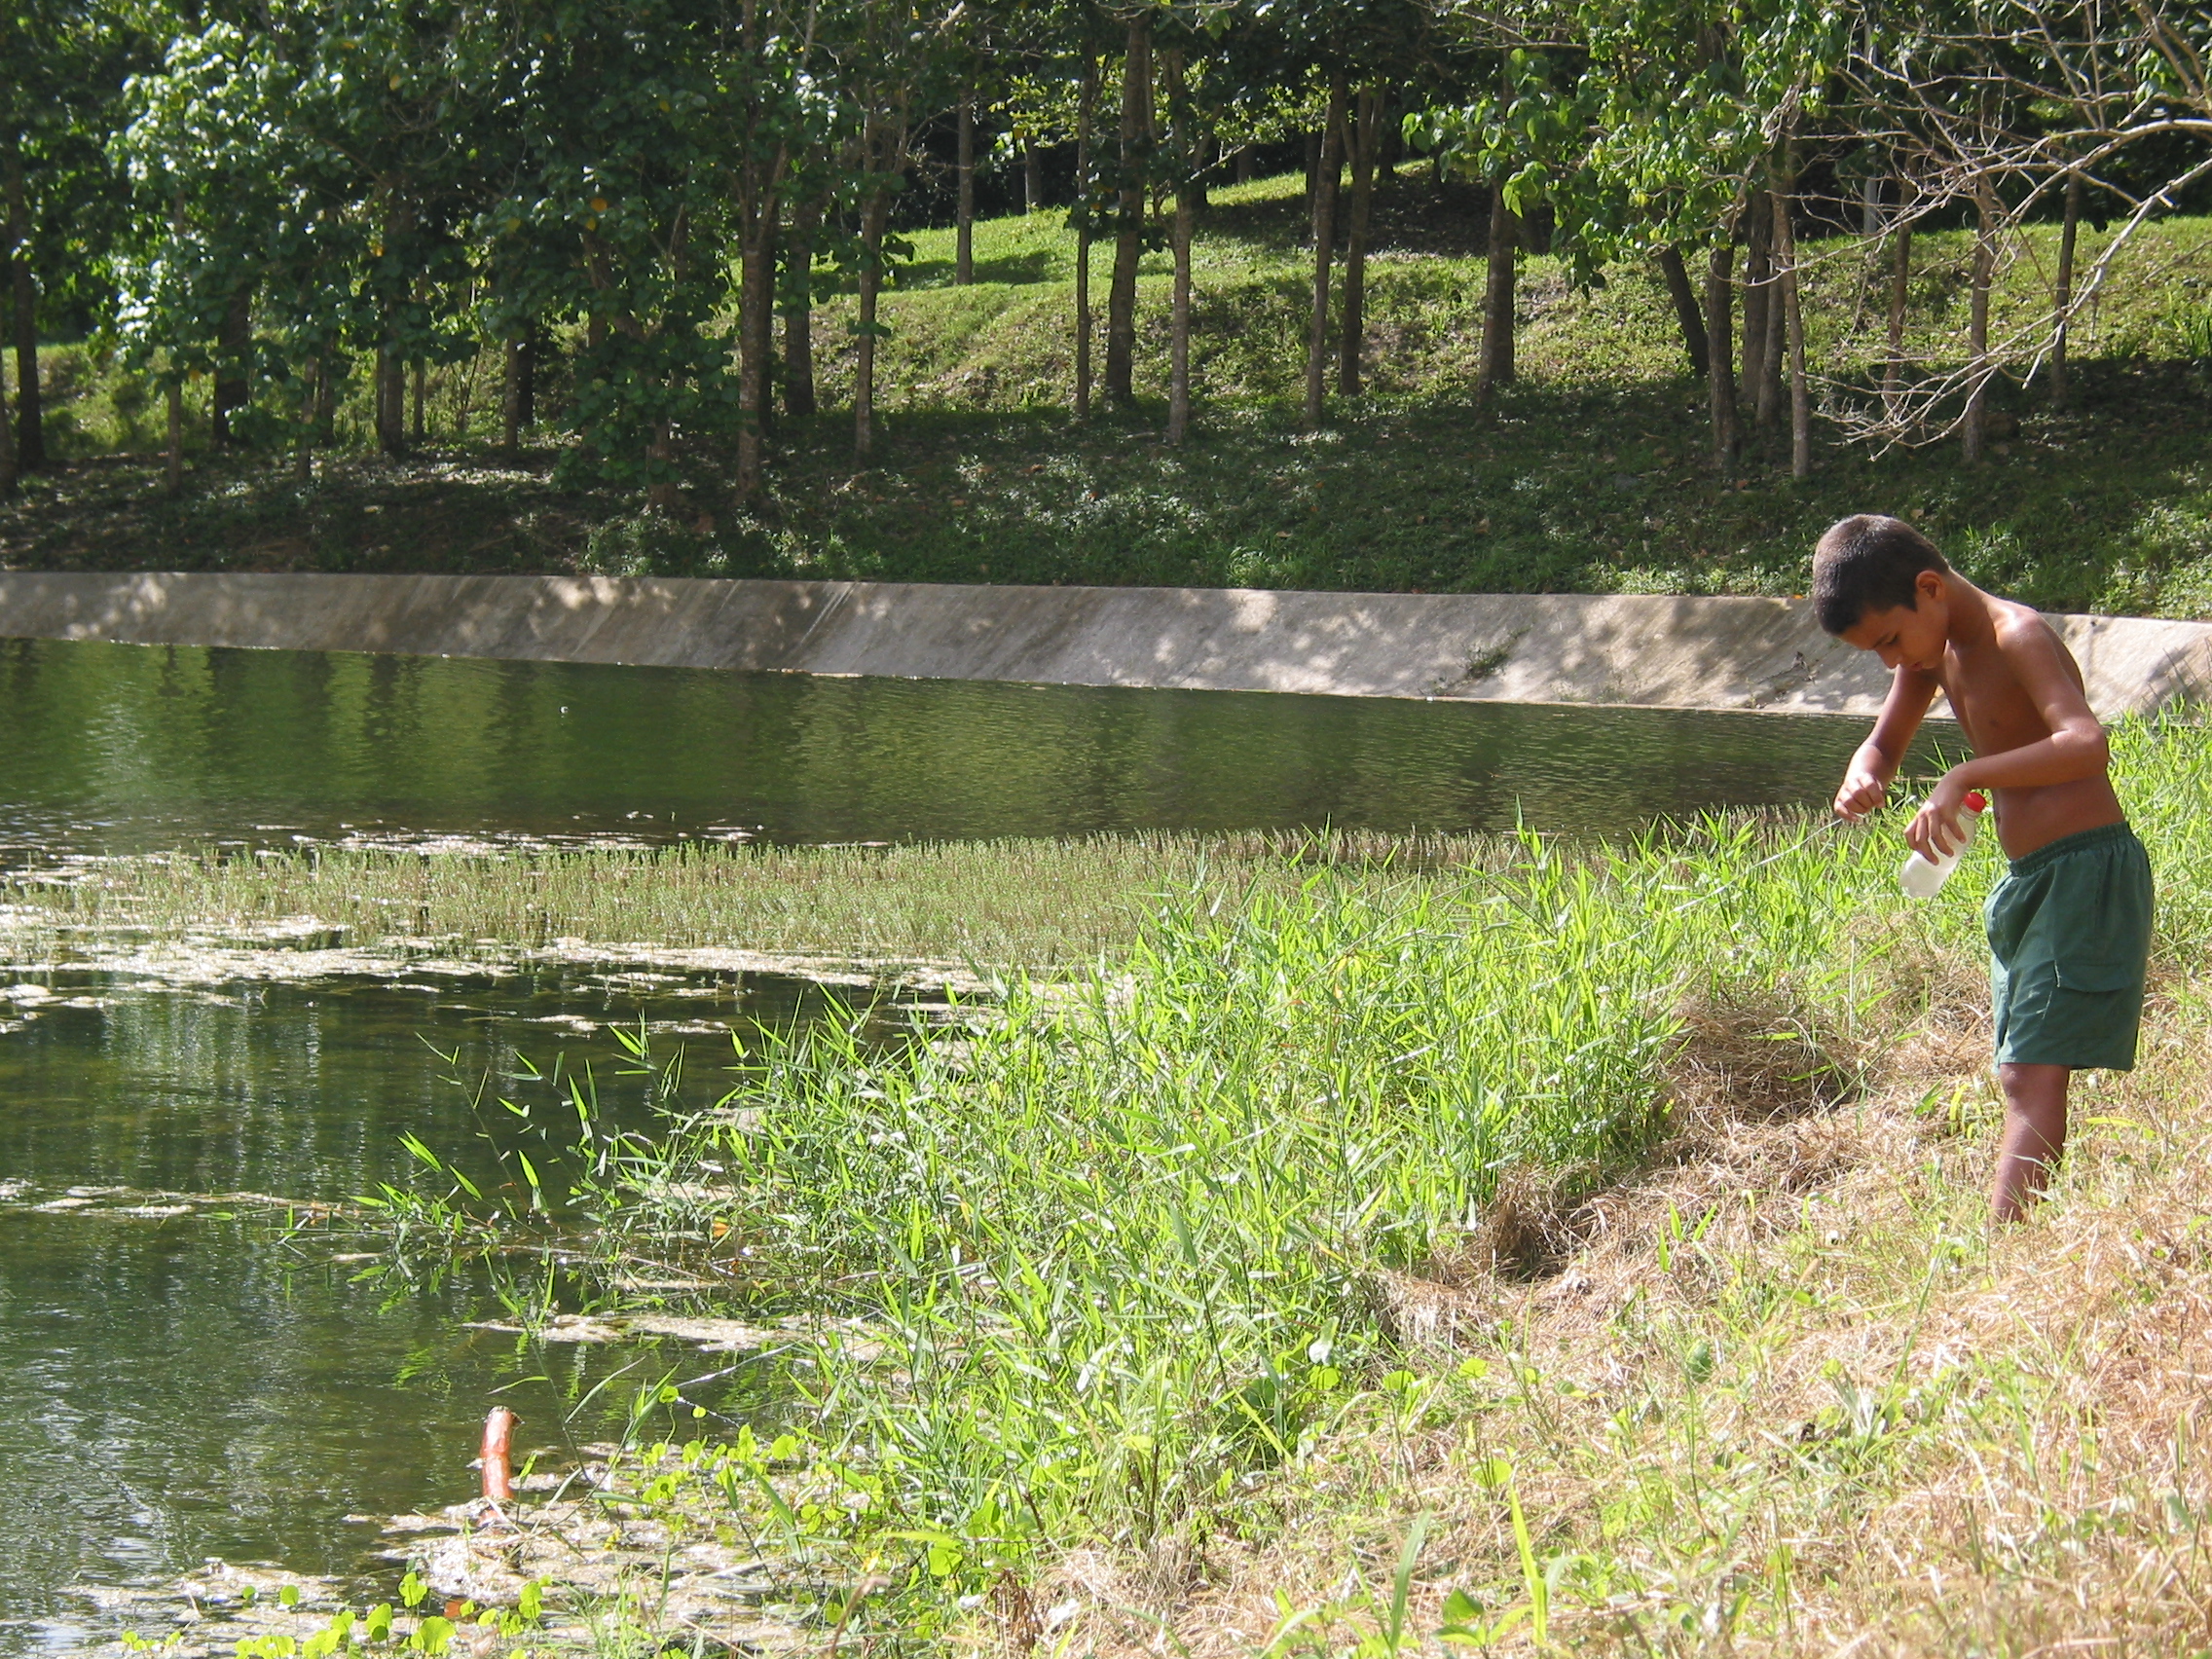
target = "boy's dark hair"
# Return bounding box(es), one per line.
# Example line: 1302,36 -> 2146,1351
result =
1812,514 -> 1951,635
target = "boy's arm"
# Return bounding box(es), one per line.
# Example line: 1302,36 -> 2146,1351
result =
1910,616 -> 2110,851
1834,666 -> 1940,819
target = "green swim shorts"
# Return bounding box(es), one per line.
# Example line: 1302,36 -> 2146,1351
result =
1984,821 -> 2153,1071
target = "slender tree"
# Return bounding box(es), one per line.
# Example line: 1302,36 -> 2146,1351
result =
1302,74 -> 1345,426
2050,165 -> 2081,409
1655,245 -> 1709,377
1962,171 -> 1997,464
1073,51 -> 1098,419
954,95 -> 976,283
1104,12 -> 1152,405
781,189 -> 825,419
851,80 -> 912,463
1706,239 -> 1740,474
1476,173 -> 1518,402
1883,197 -> 1912,415
1164,46 -> 1195,444
3,135 -> 44,469
1771,156 -> 1808,477
0,297 -> 13,498
1337,83 -> 1382,397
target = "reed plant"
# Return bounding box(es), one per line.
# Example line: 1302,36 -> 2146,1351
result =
3,829 -> 1499,972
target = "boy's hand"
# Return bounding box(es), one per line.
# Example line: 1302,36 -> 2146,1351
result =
1833,768 -> 1887,820
1906,772 -> 1974,860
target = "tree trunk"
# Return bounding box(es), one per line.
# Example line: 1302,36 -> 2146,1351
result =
387,348 -> 407,454
1757,242 -> 1786,429
1773,176 -> 1810,479
1883,212 -> 1912,414
784,196 -> 820,418
1169,186 -> 1193,439
752,218 -> 776,443
1074,55 -> 1097,419
955,98 -> 976,284
166,373 -> 184,496
1105,17 -> 1153,405
412,357 -> 426,444
4,144 -> 42,471
738,190 -> 781,498
0,333 -> 14,498
646,424 -> 680,512
1338,85 -> 1382,398
1655,244 -> 1709,378
10,238 -> 42,470
1751,174 -> 1786,432
1024,141 -> 1042,214
2050,167 -> 2081,410
502,338 -> 523,453
1740,198 -> 1770,420
517,326 -> 537,427
1477,181 -> 1519,402
855,182 -> 892,462
314,350 -> 337,444
213,286 -> 251,446
0,186 -> 12,496
1304,129 -> 1321,211
375,342 -> 406,456
293,382 -> 314,480
1166,51 -> 1194,444
1303,76 -> 1347,427
1963,177 -> 1996,465
1706,241 -> 1740,476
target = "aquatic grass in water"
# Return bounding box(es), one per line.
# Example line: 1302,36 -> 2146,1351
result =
1,828 -> 1528,971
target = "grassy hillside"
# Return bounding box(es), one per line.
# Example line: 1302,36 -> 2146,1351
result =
5,170 -> 2211,613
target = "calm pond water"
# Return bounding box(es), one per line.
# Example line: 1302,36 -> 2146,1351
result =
0,636 -> 1940,1649
0,964 -> 880,1656
0,638 -> 1941,860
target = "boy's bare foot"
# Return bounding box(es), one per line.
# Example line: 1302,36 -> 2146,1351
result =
1992,1062 -> 2070,1222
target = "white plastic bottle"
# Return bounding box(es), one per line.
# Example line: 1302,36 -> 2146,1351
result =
1899,791 -> 1989,898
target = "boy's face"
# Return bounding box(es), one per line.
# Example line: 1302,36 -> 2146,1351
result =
1838,571 -> 1950,673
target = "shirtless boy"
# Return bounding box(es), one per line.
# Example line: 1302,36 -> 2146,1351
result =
1813,514 -> 2154,1222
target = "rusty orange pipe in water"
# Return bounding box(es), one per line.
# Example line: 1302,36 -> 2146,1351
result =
480,1406 -> 517,1502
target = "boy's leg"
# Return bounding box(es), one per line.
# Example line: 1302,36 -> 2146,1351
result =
1992,1062 -> 2070,1223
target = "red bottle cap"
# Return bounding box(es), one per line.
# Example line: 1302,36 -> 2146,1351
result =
1966,791 -> 1988,812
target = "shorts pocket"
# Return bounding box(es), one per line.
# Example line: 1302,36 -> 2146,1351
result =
2054,959 -> 2139,993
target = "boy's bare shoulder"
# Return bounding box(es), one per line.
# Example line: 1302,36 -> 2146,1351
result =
1981,591 -> 2091,696
1984,590 -> 2052,636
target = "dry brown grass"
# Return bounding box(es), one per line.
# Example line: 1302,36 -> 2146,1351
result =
1018,980 -> 2212,1658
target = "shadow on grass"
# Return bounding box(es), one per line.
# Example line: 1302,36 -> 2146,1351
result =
895,249 -> 1063,290
5,363 -> 2209,621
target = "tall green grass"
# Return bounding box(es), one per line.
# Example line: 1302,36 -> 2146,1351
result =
403,717 -> 2212,1637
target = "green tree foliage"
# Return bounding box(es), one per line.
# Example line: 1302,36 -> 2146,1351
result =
14,0 -> 2210,508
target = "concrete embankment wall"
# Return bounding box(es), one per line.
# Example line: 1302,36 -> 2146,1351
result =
3,571 -> 2209,720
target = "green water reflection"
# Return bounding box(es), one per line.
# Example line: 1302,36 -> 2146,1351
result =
0,638 -> 1935,858
0,967 -> 857,1655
